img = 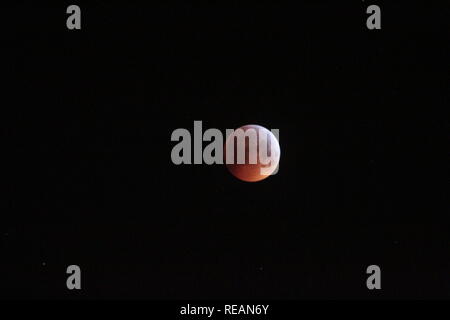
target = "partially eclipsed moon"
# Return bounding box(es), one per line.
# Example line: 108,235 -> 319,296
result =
224,124 -> 280,182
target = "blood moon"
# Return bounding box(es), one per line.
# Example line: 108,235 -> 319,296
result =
224,124 -> 280,182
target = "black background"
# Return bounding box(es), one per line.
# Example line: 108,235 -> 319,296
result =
2,1 -> 449,299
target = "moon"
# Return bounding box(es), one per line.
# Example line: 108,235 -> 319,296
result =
224,124 -> 280,182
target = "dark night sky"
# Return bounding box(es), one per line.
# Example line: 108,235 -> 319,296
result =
2,2 -> 449,299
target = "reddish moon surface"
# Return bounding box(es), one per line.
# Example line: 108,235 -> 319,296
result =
224,124 -> 281,182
